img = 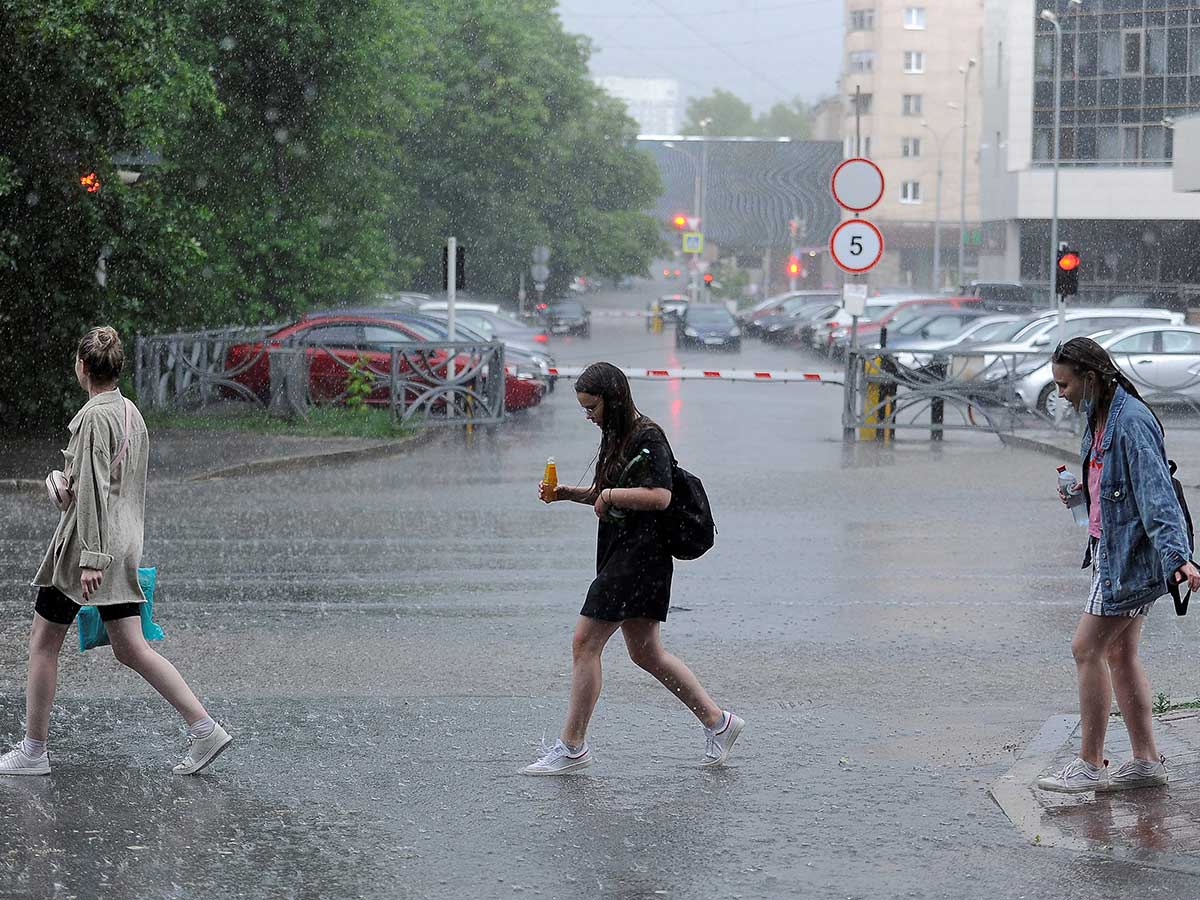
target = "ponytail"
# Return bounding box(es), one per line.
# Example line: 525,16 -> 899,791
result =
1053,336 -> 1165,435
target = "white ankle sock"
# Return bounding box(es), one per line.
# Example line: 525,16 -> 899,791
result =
21,736 -> 47,758
188,717 -> 216,739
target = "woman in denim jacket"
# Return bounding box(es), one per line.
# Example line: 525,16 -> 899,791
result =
1037,337 -> 1200,794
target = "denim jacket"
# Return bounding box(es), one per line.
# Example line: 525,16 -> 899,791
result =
1079,386 -> 1191,614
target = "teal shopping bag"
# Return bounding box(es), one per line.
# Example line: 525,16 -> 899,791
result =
78,567 -> 165,652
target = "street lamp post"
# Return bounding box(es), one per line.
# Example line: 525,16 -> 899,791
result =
957,58 -> 977,290
662,141 -> 701,304
1040,2 -> 1080,423
921,121 -> 949,292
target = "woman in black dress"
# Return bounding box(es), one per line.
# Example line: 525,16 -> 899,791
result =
524,362 -> 743,775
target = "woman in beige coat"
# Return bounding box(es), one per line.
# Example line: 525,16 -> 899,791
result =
0,327 -> 231,776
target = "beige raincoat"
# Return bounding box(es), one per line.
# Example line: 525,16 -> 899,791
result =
32,390 -> 149,606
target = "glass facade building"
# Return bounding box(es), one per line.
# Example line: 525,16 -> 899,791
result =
1031,0 -> 1200,167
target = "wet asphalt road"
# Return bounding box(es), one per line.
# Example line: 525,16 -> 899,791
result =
4,278 -> 1200,899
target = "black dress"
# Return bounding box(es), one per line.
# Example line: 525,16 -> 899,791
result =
581,424 -> 675,622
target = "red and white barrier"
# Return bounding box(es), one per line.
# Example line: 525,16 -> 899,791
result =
507,366 -> 836,384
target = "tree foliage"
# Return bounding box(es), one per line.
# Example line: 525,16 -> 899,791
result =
0,0 -> 663,427
682,89 -> 812,140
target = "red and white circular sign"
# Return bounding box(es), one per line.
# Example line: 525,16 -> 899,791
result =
831,158 -> 885,213
829,219 -> 884,274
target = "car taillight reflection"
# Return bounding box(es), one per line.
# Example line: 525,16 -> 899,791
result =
533,333 -> 549,343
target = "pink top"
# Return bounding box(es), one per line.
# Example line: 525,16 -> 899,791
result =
1088,426 -> 1105,538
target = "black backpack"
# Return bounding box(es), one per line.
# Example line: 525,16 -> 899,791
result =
1167,459 -> 1196,615
664,463 -> 716,560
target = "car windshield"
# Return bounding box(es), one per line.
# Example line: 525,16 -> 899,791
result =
688,307 -> 733,324
969,319 -> 1026,342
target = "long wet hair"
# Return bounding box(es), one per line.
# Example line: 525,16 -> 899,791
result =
575,362 -> 661,492
1052,336 -> 1162,435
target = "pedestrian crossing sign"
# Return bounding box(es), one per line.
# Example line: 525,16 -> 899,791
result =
682,232 -> 704,254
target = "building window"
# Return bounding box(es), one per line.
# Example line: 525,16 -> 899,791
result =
901,94 -> 923,116
849,51 -> 875,73
902,137 -> 922,157
1124,30 -> 1142,75
850,9 -> 875,31
843,135 -> 873,158
849,92 -> 873,114
900,181 -> 921,204
904,8 -> 926,30
904,51 -> 926,74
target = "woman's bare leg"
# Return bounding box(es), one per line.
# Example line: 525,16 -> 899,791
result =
621,618 -> 723,727
561,616 -> 622,747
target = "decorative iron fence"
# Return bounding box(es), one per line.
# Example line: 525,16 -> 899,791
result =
134,329 -> 506,427
843,347 -> 1200,441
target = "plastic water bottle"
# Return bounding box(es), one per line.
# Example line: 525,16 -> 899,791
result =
1057,465 -> 1088,527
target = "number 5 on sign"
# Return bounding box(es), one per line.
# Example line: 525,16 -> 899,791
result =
829,219 -> 884,274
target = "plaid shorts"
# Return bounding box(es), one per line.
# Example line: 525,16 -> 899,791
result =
1084,537 -> 1154,618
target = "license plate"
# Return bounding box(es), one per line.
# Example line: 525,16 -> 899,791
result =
704,337 -> 725,345
551,325 -> 570,333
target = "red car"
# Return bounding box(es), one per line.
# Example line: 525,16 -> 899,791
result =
832,296 -> 982,352
224,315 -> 545,412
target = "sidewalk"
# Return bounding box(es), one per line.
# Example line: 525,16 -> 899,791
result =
0,428 -> 433,489
991,712 -> 1200,871
1003,425 -> 1200,488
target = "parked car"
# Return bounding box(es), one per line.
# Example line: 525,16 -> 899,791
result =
752,294 -> 842,342
962,281 -> 1035,311
832,297 -> 983,354
999,323 -> 1200,416
225,314 -> 545,412
405,309 -> 558,391
418,302 -> 549,346
962,308 -> 1184,408
738,290 -> 820,326
889,314 -> 1021,368
886,310 -> 998,349
544,299 -> 590,337
648,294 -> 689,330
792,302 -> 845,350
676,304 -> 741,351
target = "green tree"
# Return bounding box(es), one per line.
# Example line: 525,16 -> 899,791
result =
0,0 -> 218,427
681,89 -> 757,137
682,89 -> 811,139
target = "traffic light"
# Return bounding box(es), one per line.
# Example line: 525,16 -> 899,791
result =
671,214 -> 687,230
80,172 -> 101,193
1056,247 -> 1080,297
787,255 -> 802,277
703,272 -> 714,285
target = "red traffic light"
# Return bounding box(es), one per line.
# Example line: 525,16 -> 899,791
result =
703,273 -> 714,285
672,214 -> 687,230
80,172 -> 101,193
1058,251 -> 1080,272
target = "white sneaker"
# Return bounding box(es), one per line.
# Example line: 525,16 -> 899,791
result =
522,739 -> 593,776
1096,756 -> 1168,792
1036,756 -> 1107,793
173,723 -> 232,775
703,712 -> 745,767
0,746 -> 50,776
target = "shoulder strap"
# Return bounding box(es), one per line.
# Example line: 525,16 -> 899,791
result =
111,399 -> 133,471
1169,567 -> 1196,616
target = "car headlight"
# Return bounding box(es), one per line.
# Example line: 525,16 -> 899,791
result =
729,327 -> 741,337
831,328 -> 849,339
684,327 -> 698,337
766,323 -> 784,332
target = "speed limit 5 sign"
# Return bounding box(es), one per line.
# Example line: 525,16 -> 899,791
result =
829,219 -> 884,274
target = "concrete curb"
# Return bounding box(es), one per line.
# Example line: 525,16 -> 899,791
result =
990,714 -> 1200,874
997,431 -> 1077,463
0,429 -> 442,492
186,428 -> 441,482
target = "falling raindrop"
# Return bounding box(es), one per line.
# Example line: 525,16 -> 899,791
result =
274,128 -> 289,144
219,36 -> 236,51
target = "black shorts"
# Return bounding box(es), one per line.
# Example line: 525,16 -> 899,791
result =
34,586 -> 141,626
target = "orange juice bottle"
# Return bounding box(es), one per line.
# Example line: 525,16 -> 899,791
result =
542,457 -> 558,493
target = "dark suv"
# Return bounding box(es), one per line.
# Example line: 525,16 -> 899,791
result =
963,281 -> 1035,312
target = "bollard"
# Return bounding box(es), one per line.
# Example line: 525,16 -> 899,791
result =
859,355 -> 884,442
929,356 -> 947,442
650,302 -> 663,335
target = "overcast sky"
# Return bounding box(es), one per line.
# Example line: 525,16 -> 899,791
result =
556,0 -> 844,114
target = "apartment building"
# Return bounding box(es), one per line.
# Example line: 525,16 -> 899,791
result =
843,1 -> 985,289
